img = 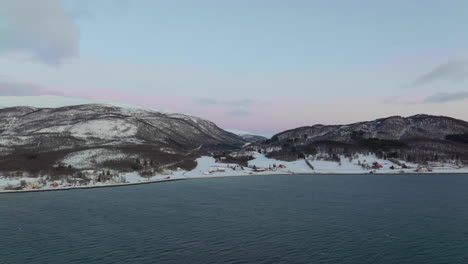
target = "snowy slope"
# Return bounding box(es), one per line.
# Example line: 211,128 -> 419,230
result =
0,104 -> 245,153
226,129 -> 267,143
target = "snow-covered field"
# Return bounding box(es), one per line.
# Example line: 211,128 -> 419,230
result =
1,154 -> 468,193
61,148 -> 133,169
35,119 -> 138,139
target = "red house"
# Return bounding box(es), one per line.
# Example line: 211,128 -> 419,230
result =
372,162 -> 383,169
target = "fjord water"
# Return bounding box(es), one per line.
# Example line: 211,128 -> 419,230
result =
1,174 -> 468,264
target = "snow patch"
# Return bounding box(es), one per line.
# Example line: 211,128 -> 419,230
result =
61,148 -> 133,169
35,119 -> 138,139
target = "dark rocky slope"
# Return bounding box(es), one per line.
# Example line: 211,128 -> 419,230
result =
249,115 -> 468,164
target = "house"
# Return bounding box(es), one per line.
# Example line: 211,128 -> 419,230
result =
9,171 -> 30,177
372,162 -> 383,169
415,166 -> 431,173
51,181 -> 63,187
162,170 -> 173,175
428,162 -> 443,167
97,174 -> 113,183
67,178 -> 84,185
278,164 -> 287,169
29,183 -> 44,189
81,170 -> 98,179
217,168 -> 226,172
233,166 -> 243,171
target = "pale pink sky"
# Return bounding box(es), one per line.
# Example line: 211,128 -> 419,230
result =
1,1 -> 468,136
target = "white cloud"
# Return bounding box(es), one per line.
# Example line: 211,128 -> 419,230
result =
0,0 -> 80,64
194,98 -> 256,107
423,91 -> 468,104
412,60 -> 468,86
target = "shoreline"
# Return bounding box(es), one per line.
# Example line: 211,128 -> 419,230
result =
2,171 -> 468,195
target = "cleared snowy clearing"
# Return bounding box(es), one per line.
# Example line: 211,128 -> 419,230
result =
35,119 -> 138,139
61,148 -> 132,169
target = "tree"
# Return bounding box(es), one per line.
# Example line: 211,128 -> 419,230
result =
20,180 -> 27,188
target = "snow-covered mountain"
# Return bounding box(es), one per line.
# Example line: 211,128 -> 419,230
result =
0,104 -> 244,151
271,115 -> 468,142
226,129 -> 267,143
0,104 -> 245,172
250,115 -> 468,163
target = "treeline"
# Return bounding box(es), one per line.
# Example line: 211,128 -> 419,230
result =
446,133 -> 468,144
258,135 -> 466,164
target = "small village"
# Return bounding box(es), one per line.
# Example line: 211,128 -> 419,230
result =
1,153 -> 467,193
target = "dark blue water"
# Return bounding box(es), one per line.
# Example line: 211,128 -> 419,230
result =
1,174 -> 468,264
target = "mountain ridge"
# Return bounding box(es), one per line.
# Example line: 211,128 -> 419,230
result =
249,114 -> 468,164
0,105 -> 467,174
0,104 -> 245,173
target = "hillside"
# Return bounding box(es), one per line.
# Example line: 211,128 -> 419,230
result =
247,115 -> 468,164
226,129 -> 267,143
0,104 -> 245,173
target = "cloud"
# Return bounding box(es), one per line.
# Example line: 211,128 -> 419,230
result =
227,109 -> 253,117
382,93 -> 430,105
224,99 -> 254,107
64,0 -> 131,21
0,0 -> 80,65
194,98 -> 256,107
0,82 -> 62,96
423,91 -> 468,104
412,60 -> 468,86
194,98 -> 218,105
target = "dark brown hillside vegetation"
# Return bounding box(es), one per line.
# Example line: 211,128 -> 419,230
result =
445,133 -> 468,144
0,149 -> 75,176
0,145 -> 201,177
250,115 -> 468,164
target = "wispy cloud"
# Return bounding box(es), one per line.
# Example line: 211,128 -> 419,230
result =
227,109 -> 253,117
0,82 -> 61,96
423,91 -> 468,104
0,0 -> 80,65
65,0 -> 131,20
194,98 -> 218,105
412,60 -> 468,86
194,98 -> 255,107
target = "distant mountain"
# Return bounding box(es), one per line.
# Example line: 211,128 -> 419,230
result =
249,115 -> 468,163
0,104 -> 245,172
2,107 -> 467,174
226,129 -> 267,143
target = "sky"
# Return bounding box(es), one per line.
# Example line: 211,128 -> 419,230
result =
0,0 -> 467,136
